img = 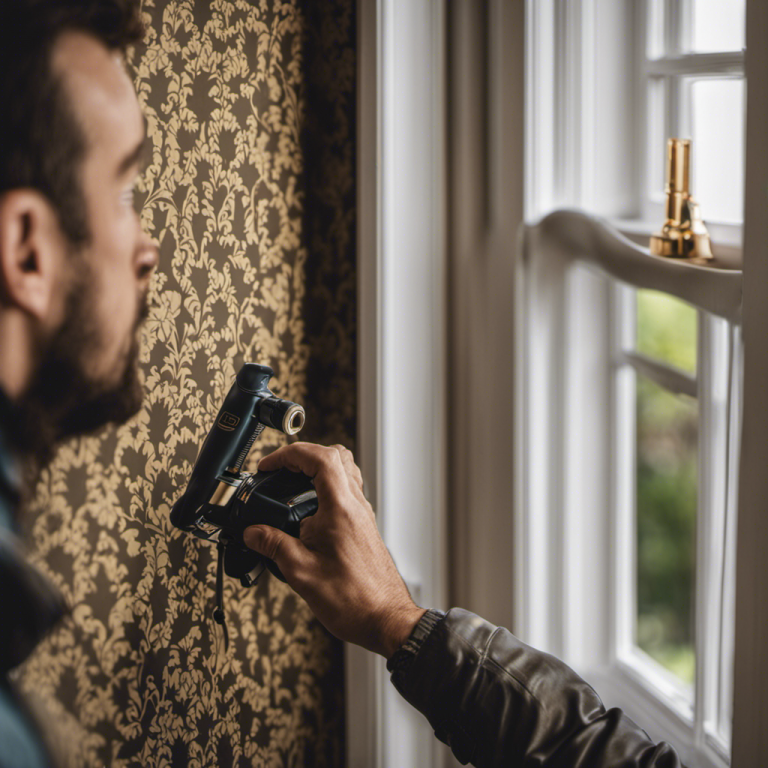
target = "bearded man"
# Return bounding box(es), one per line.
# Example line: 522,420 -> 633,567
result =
0,2 -> 156,764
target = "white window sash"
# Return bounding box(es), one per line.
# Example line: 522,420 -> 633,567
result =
517,209 -> 742,767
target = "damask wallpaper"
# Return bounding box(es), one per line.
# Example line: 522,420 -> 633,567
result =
16,1 -> 355,766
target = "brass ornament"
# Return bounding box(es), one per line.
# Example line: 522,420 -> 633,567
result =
650,138 -> 713,262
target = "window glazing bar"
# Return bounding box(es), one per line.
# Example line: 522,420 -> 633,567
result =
645,51 -> 744,77
617,350 -> 698,398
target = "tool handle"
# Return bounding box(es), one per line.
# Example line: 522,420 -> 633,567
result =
171,364 -> 275,531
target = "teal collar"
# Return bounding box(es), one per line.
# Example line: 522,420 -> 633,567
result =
0,389 -> 67,672
0,387 -> 22,533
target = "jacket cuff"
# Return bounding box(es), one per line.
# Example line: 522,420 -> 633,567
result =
387,608 -> 445,680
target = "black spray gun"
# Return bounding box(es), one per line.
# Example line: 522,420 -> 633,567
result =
171,363 -> 318,647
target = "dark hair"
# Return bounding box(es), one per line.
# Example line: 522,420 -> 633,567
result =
0,0 -> 144,245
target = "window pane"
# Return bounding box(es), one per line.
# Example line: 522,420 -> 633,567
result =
636,290 -> 697,375
689,0 -> 745,53
690,78 -> 745,224
636,376 -> 698,685
647,78 -> 666,198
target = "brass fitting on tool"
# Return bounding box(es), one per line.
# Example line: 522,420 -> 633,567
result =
650,138 -> 712,261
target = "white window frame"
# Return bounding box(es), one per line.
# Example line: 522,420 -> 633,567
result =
609,285 -> 740,760
518,212 -> 742,767
353,1 -> 450,766
352,0 -> 765,766
519,1 -> 747,765
638,0 -> 746,237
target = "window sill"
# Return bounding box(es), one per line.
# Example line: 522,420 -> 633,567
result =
610,217 -> 743,271
522,209 -> 743,322
583,662 -> 729,768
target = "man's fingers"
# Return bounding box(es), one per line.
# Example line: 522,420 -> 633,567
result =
258,442 -> 348,501
331,444 -> 365,492
259,442 -> 375,522
257,443 -> 314,474
243,525 -> 311,581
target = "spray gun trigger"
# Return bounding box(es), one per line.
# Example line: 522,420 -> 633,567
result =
240,562 -> 266,587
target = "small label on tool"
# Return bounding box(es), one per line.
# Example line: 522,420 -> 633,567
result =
218,412 -> 240,431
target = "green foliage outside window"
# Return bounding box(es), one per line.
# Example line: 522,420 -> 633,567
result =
637,290 -> 697,374
635,291 -> 698,685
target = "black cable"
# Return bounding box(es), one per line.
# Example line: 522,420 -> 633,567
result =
213,539 -> 229,652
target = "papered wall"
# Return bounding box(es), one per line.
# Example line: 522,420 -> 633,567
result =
16,1 -> 355,766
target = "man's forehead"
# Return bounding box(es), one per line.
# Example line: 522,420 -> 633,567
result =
51,30 -> 143,160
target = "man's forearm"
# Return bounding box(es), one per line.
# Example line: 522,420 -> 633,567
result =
388,608 -> 686,768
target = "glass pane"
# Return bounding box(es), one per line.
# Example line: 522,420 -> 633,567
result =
647,78 -> 666,198
690,78 -> 745,224
636,290 -> 697,374
636,376 -> 698,684
689,0 -> 745,53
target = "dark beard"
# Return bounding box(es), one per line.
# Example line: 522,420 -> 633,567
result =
15,267 -> 149,474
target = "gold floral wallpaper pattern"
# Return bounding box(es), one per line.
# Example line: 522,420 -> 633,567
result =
16,1 -> 355,765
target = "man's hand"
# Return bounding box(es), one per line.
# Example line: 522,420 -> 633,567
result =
243,442 -> 426,659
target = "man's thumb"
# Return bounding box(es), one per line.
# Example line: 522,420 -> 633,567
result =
243,525 -> 303,572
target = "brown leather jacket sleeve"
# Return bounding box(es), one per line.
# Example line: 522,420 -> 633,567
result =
388,608 -> 685,767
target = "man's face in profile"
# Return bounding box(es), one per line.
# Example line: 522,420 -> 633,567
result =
18,30 -> 158,467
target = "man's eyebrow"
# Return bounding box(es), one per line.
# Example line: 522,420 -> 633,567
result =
116,120 -> 149,178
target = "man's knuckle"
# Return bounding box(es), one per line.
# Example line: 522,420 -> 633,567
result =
291,567 -> 309,590
266,532 -> 283,562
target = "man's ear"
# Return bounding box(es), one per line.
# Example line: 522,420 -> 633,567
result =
0,189 -> 68,324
